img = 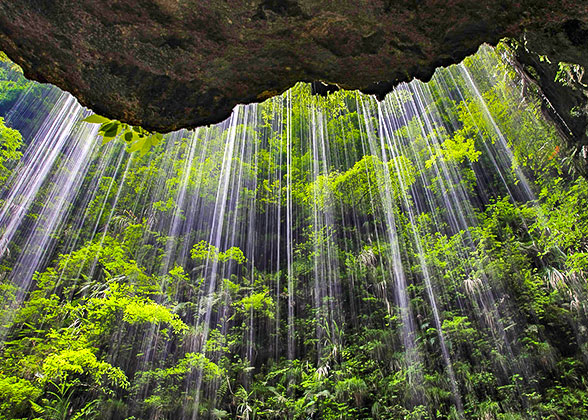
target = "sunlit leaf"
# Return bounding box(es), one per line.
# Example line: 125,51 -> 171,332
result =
82,114 -> 111,124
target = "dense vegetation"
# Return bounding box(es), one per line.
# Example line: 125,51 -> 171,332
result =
0,45 -> 587,419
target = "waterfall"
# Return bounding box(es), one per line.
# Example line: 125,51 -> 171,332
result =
0,45 -> 586,419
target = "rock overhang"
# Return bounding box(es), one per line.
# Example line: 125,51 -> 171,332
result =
0,0 -> 586,132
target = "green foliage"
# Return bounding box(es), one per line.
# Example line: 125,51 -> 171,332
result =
190,240 -> 247,264
235,290 -> 275,319
320,154 -> 416,213
130,352 -> 223,417
42,347 -> 129,389
425,130 -> 481,168
0,116 -> 22,182
82,115 -> 164,156
0,373 -> 41,419
1,44 -> 588,420
86,282 -> 188,335
30,381 -> 99,420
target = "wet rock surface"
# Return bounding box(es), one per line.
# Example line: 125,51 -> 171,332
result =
0,0 -> 586,131
509,20 -> 588,174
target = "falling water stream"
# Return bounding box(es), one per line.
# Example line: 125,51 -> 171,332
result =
0,45 -> 587,419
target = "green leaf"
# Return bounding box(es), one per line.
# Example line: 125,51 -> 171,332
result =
99,121 -> 116,133
30,400 -> 45,414
102,124 -> 121,138
82,114 -> 111,124
129,136 -> 147,154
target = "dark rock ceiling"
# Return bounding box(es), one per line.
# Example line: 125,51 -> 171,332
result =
0,0 -> 586,132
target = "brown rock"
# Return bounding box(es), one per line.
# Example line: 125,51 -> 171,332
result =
0,0 -> 586,132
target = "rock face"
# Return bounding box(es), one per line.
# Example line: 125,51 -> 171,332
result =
0,0 -> 586,132
510,21 -> 588,171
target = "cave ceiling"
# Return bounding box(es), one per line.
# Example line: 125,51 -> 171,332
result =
0,0 -> 586,132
